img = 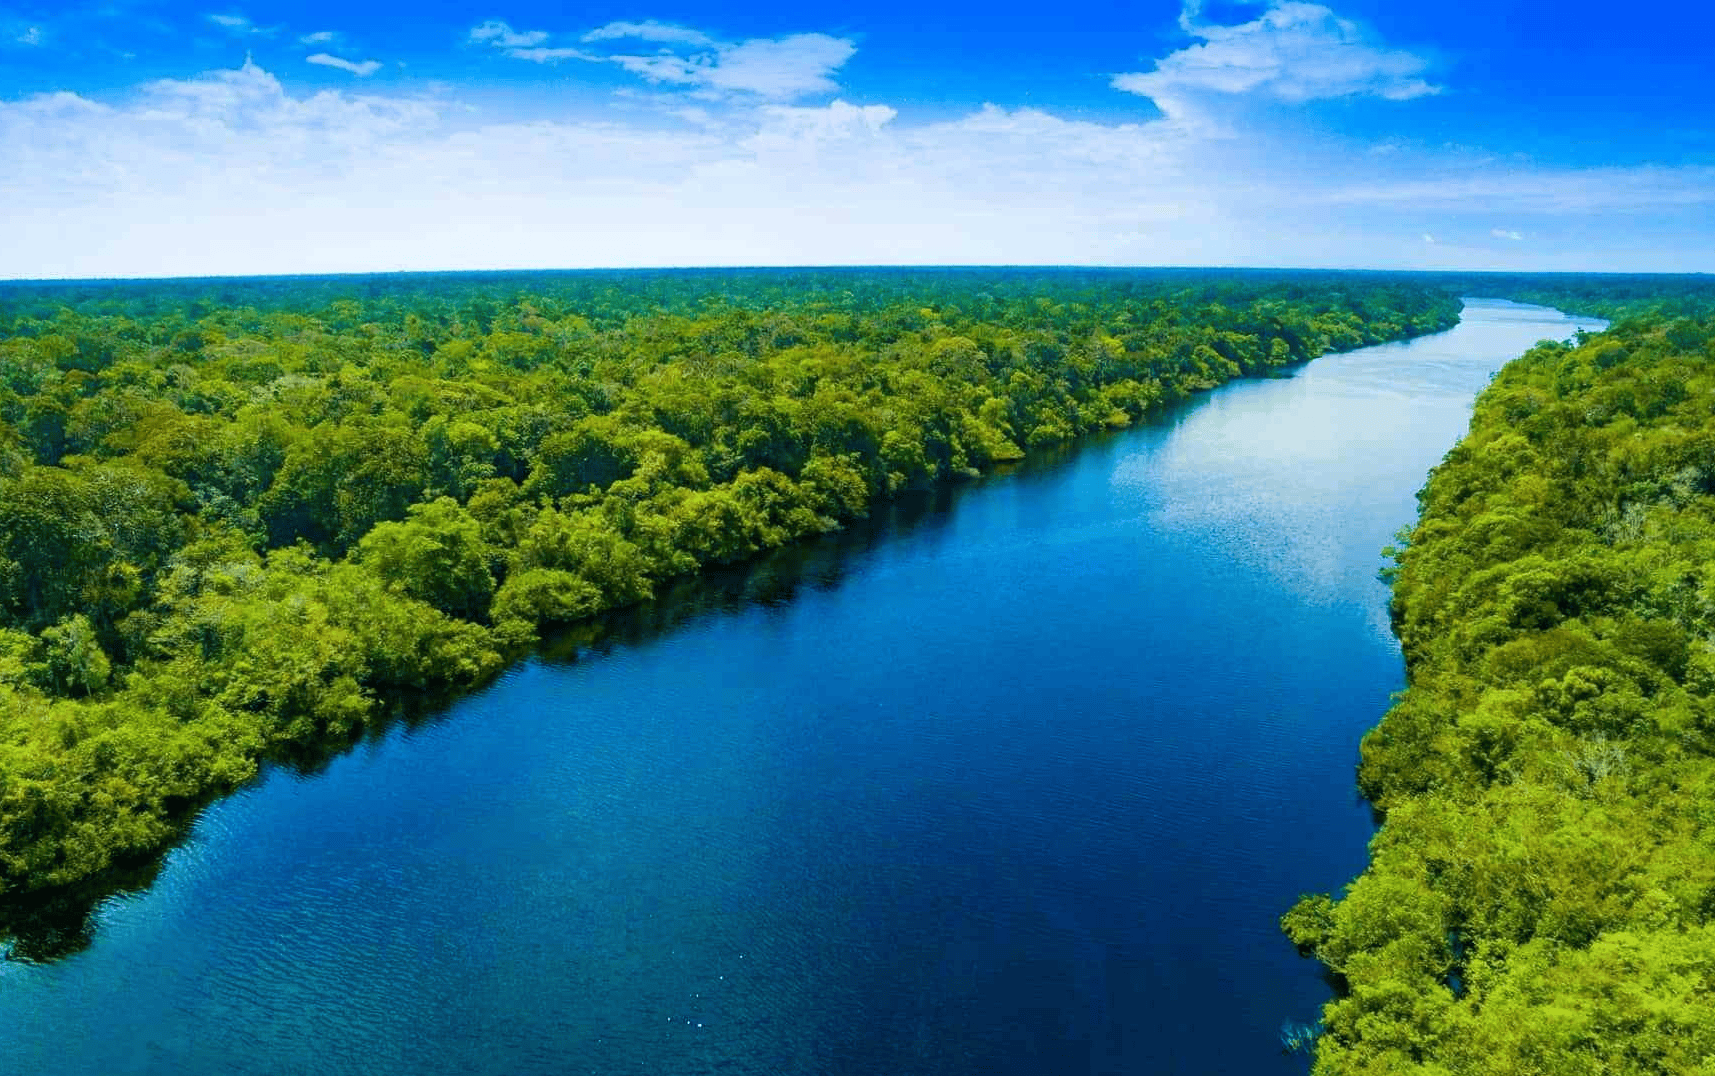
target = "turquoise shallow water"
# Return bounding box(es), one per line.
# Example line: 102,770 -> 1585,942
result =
0,299 -> 1605,1075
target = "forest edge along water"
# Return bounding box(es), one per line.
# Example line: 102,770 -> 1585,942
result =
0,269 -> 1463,905
0,290 -> 1606,1074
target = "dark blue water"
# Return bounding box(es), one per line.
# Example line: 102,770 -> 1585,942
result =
0,300 -> 1604,1075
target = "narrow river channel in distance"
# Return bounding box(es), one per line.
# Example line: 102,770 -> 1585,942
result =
0,299 -> 1606,1075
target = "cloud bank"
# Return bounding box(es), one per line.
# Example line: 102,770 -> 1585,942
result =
0,7 -> 1707,278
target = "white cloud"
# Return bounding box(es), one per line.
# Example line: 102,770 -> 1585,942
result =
468,19 -> 594,63
753,99 -> 897,139
1114,1 -> 1438,117
472,19 -> 854,100
206,12 -> 274,36
504,47 -> 595,64
1491,227 -> 1523,240
700,34 -> 854,99
468,20 -> 548,49
603,30 -> 855,100
1422,233 -> 1436,244
307,53 -> 382,77
300,30 -> 338,45
15,25 -> 41,46
581,20 -> 718,48
0,61 -> 438,208
0,57 -> 1708,279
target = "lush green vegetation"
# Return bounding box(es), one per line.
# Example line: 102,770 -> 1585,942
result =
0,269 -> 1459,901
1426,273 -> 1715,323
1284,292 -> 1715,1074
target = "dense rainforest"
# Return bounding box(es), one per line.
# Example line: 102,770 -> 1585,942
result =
0,268 -> 1461,910
11,265 -> 1715,1074
1284,291 -> 1715,1074
1424,274 -> 1714,325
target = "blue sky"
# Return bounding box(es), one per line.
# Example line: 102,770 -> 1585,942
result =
0,0 -> 1710,278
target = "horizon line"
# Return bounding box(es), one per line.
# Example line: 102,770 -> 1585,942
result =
2,263 -> 1710,287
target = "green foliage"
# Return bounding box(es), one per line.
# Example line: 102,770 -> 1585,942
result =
358,498 -> 496,620
1287,296 -> 1715,1075
0,268 -> 1460,898
35,615 -> 110,697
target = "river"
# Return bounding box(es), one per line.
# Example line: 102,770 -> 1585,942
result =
0,299 -> 1605,1075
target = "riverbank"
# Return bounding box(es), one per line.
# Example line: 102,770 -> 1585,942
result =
1285,303 -> 1715,1074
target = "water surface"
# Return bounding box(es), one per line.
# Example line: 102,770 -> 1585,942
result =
0,299 -> 1605,1075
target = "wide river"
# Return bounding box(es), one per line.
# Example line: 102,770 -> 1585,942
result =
0,299 -> 1604,1075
